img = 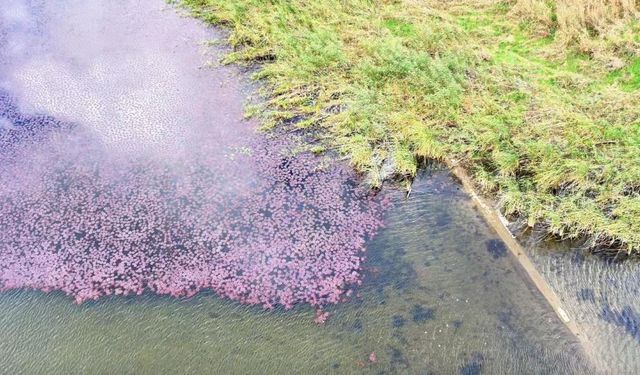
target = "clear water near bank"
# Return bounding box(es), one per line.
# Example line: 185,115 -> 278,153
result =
526,242 -> 640,373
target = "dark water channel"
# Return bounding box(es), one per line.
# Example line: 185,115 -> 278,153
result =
0,1 -> 631,374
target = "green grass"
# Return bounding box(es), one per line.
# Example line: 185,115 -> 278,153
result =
608,57 -> 640,91
181,0 -> 640,254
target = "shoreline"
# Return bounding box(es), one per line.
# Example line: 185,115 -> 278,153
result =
181,0 -> 640,256
445,158 -> 599,371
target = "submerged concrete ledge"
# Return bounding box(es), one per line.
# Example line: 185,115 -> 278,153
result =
444,158 -> 598,371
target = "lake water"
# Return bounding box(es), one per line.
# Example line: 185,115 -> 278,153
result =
0,1 -> 633,374
526,240 -> 640,373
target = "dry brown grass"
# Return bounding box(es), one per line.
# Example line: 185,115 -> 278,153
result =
512,0 -> 640,59
557,0 -> 637,38
510,0 -> 555,34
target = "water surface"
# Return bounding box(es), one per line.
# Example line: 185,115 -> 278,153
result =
0,170 -> 590,374
0,1 -> 595,374
527,241 -> 640,373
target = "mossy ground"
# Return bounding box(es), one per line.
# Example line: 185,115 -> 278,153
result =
179,0 -> 640,254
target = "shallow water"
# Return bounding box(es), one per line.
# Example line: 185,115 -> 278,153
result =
527,243 -> 640,373
0,170 -> 590,374
0,1 -> 608,374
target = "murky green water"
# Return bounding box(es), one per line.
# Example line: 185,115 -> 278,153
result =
0,169 -> 589,374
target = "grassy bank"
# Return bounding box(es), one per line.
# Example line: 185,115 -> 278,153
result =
180,0 -> 640,254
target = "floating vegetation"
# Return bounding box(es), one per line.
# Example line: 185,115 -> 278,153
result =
0,92 -> 386,309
